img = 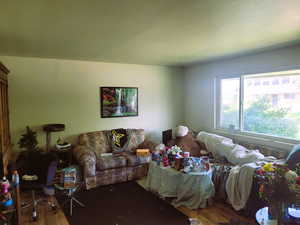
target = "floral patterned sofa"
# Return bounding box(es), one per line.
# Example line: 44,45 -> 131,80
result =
73,129 -> 156,189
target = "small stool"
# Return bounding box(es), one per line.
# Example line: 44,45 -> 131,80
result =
21,175 -> 50,221
55,183 -> 85,216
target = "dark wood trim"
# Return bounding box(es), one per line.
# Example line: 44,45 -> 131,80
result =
0,62 -> 9,75
16,185 -> 21,225
0,62 -> 17,224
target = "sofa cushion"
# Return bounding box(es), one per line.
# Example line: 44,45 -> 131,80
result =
125,129 -> 145,152
123,152 -> 151,167
79,131 -> 112,157
96,155 -> 127,171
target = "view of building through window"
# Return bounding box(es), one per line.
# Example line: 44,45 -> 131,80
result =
218,70 -> 300,140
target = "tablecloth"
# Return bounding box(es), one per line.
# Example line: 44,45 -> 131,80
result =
145,161 -> 215,209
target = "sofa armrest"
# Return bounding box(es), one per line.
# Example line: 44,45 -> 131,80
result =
73,145 -> 96,177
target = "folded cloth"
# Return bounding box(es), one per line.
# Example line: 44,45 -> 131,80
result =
226,159 -> 278,211
196,132 -> 233,158
197,131 -> 270,166
226,163 -> 258,211
226,144 -> 265,165
197,131 -> 279,211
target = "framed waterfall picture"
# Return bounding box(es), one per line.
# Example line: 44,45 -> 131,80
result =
100,87 -> 138,118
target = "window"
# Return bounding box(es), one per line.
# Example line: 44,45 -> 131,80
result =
219,78 -> 240,130
217,70 -> 300,140
254,80 -> 261,86
271,94 -> 278,106
284,93 -> 295,100
272,79 -> 279,85
262,80 -> 270,86
282,78 -> 290,84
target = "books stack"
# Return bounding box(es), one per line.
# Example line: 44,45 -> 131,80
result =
60,167 -> 76,188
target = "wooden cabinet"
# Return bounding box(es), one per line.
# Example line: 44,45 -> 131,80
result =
0,62 -> 20,225
0,62 -> 10,176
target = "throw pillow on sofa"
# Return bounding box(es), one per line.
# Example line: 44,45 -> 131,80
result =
110,129 -> 128,153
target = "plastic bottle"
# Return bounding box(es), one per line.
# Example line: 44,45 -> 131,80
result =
12,170 -> 19,187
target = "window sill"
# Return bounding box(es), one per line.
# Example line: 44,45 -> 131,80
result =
213,128 -> 299,152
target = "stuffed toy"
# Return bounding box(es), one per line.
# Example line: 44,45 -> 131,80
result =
162,152 -> 169,167
152,144 -> 165,165
0,177 -> 13,209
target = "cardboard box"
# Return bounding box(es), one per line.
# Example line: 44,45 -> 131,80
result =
136,149 -> 150,157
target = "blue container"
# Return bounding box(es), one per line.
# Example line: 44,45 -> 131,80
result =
1,199 -> 13,207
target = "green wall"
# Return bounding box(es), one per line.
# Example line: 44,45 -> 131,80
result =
0,56 -> 184,152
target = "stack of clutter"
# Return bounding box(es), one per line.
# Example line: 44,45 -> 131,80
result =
60,167 -> 77,188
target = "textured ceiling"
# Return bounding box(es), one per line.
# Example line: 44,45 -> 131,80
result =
1,0 -> 300,66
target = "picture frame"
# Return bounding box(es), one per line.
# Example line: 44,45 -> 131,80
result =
100,87 -> 138,118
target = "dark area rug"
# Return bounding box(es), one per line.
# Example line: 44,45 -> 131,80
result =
57,181 -> 190,225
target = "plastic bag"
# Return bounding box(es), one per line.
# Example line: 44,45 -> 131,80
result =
189,218 -> 202,225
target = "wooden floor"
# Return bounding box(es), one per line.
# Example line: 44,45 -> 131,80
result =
21,182 -> 256,225
177,203 -> 256,225
137,179 -> 256,225
20,193 -> 69,225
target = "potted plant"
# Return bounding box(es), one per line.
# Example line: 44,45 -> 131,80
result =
256,163 -> 300,223
16,126 -> 41,172
18,126 -> 39,152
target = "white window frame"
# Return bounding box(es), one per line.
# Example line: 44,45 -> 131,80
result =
215,69 -> 300,146
215,74 -> 242,131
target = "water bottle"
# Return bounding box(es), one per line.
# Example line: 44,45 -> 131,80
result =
12,170 -> 19,187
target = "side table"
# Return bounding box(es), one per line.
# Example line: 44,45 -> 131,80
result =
55,183 -> 85,216
145,161 -> 214,209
